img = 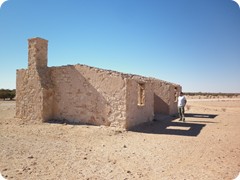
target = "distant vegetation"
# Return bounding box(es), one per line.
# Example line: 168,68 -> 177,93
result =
0,89 -> 239,100
0,89 -> 16,100
184,92 -> 240,98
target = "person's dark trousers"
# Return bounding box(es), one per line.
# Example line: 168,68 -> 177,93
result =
178,106 -> 185,122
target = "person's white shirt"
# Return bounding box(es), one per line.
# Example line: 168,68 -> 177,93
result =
178,96 -> 186,107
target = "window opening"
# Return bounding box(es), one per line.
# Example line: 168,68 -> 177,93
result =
138,83 -> 145,106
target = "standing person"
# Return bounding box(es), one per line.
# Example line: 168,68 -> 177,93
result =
178,92 -> 187,122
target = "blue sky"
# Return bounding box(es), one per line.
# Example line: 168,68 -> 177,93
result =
0,0 -> 240,93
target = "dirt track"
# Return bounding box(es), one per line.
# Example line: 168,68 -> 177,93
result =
0,99 -> 240,180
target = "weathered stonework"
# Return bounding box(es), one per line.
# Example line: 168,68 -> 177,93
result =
16,37 -> 181,129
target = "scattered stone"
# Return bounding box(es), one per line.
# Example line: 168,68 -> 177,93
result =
112,160 -> 117,164
114,130 -> 123,135
28,155 -> 34,159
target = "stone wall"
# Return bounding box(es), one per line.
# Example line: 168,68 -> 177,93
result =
16,37 -> 181,129
151,78 -> 181,116
125,78 -> 154,128
50,65 -> 127,128
16,38 -> 54,123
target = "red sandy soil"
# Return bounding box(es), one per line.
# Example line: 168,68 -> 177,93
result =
0,99 -> 239,180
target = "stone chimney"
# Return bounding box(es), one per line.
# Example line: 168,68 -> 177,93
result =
28,37 -> 48,70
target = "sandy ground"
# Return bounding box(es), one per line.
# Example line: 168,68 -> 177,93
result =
0,99 -> 240,180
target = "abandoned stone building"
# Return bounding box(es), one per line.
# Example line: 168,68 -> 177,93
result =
16,37 -> 181,129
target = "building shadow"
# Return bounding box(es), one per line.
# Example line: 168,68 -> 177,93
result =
154,93 -> 169,114
184,113 -> 218,123
129,119 -> 206,137
185,113 -> 218,119
129,112 -> 219,136
129,113 -> 211,137
47,119 -> 97,126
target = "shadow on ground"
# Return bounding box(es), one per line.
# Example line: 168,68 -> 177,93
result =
47,119 -> 97,126
129,113 -> 218,137
185,113 -> 218,119
184,113 -> 218,124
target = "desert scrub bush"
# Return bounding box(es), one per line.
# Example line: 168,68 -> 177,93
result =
186,105 -> 191,111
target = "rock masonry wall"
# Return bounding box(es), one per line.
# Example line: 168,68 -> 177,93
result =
16,38 -> 54,123
50,64 -> 127,128
16,37 -> 181,129
125,78 -> 154,128
151,78 -> 181,116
